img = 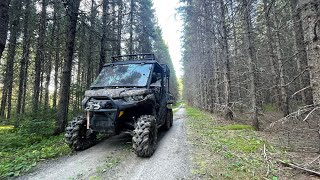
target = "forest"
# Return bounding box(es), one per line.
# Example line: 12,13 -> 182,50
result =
178,1 -> 320,176
0,0 -> 178,133
180,0 -> 320,131
0,1 -> 179,175
1,0 -> 320,178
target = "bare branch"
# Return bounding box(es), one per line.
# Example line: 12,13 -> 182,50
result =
278,160 -> 320,177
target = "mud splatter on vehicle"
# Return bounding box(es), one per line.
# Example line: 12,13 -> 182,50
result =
65,53 -> 174,157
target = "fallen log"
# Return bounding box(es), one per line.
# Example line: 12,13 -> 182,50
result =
278,160 -> 320,177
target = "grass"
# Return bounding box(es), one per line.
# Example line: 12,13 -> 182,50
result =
0,125 -> 14,131
214,124 -> 254,131
0,125 -> 71,178
87,143 -> 131,180
185,107 -> 280,179
172,101 -> 184,113
95,156 -> 122,174
173,101 -> 183,108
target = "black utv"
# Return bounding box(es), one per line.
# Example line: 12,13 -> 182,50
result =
65,54 -> 174,157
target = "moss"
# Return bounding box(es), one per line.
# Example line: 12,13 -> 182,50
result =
185,106 -> 278,179
214,124 -> 254,131
219,135 -> 264,153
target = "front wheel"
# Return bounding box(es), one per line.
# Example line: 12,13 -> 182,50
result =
132,115 -> 157,157
65,116 -> 96,151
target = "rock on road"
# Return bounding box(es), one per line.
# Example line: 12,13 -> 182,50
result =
18,108 -> 191,180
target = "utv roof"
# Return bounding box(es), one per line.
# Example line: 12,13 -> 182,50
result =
104,53 -> 170,77
106,53 -> 158,66
111,53 -> 156,62
104,60 -> 159,66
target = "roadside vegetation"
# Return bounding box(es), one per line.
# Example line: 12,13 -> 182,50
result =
0,115 -> 71,178
185,106 -> 283,179
173,101 -> 184,112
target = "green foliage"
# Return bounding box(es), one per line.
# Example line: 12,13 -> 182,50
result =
0,127 -> 71,178
13,108 -> 57,136
214,124 -> 254,131
0,125 -> 15,133
185,107 -> 207,119
186,106 -> 279,179
19,117 -> 55,136
172,101 -> 184,113
262,103 -> 278,112
0,107 -> 74,178
218,136 -> 264,153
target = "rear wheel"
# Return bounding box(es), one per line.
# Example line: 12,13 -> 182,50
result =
132,115 -> 157,157
163,109 -> 173,130
169,109 -> 173,127
65,116 -> 96,151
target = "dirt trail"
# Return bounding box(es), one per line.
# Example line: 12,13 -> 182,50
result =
18,108 -> 191,180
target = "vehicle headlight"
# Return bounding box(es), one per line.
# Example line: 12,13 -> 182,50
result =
124,95 -> 144,102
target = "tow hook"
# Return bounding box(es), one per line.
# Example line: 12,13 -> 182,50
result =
86,111 -> 90,129
85,103 -> 101,130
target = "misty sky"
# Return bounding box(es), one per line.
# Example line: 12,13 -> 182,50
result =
153,0 -> 183,78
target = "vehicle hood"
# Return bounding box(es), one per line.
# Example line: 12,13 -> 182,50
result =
84,88 -> 152,99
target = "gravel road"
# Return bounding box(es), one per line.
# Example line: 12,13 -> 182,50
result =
18,108 -> 191,180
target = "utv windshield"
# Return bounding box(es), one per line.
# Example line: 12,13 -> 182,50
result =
91,63 -> 153,87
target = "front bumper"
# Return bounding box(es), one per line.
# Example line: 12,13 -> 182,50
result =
85,96 -> 118,134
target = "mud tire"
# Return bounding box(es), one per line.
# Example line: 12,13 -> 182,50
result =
65,116 -> 96,151
132,115 -> 157,157
163,109 -> 173,130
169,109 -> 173,127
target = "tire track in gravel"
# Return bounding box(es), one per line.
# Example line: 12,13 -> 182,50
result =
17,108 -> 191,180
17,135 -> 132,180
101,108 -> 191,180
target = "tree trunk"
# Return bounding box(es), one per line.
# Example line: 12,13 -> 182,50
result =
44,6 -> 57,110
0,0 -> 22,119
76,50 -> 81,111
39,66 -> 45,105
242,0 -> 259,130
17,0 -> 31,114
220,0 -> 233,120
22,57 -> 29,114
99,0 -> 108,72
263,0 -> 282,108
111,0 -> 117,55
55,0 -> 81,134
274,14 -> 289,116
77,23 -> 86,112
291,0 -> 314,106
86,0 -> 96,88
117,0 -> 123,55
298,0 -> 320,105
0,0 -> 10,60
231,6 -> 242,110
53,1 -> 61,110
129,0 -> 134,54
33,0 -> 47,112
213,35 -> 220,106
